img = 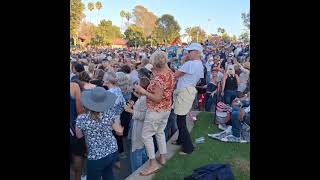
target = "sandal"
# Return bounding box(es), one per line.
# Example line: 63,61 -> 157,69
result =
139,167 -> 160,176
156,157 -> 166,166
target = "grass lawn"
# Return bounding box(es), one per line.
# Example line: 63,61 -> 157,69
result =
153,112 -> 250,180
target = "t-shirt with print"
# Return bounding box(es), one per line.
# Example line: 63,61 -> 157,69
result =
146,70 -> 176,112
108,87 -> 125,120
76,112 -> 118,160
176,60 -> 204,90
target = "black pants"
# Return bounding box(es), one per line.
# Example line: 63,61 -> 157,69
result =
176,115 -> 194,154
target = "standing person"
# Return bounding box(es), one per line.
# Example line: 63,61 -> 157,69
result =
235,61 -> 250,96
116,72 -> 133,159
172,43 -> 204,155
90,69 -> 105,89
221,65 -> 240,105
205,67 -> 219,112
75,87 -> 123,180
103,71 -> 125,166
70,82 -> 85,180
78,71 -> 96,91
133,51 -> 175,176
124,76 -> 150,173
71,63 -> 85,82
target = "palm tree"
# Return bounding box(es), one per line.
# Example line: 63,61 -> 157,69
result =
87,2 -> 94,23
95,2 -> 102,22
124,12 -> 132,27
217,27 -> 225,34
120,10 -> 126,32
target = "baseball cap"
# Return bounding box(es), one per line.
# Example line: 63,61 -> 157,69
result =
184,43 -> 203,52
144,63 -> 153,72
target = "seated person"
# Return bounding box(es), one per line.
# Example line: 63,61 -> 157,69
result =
220,98 -> 250,143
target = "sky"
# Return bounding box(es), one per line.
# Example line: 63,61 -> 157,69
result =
81,0 -> 250,37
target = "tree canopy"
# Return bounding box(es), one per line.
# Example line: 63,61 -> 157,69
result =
133,5 -> 157,38
124,25 -> 145,47
70,0 -> 84,38
185,26 -> 206,43
153,14 -> 181,44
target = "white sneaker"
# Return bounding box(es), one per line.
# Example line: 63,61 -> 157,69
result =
81,175 -> 87,180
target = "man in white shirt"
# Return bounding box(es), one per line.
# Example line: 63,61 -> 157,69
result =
173,43 -> 204,155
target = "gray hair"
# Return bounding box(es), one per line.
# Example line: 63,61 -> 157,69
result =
103,71 -> 117,85
150,51 -> 168,68
116,72 -> 130,92
141,58 -> 149,66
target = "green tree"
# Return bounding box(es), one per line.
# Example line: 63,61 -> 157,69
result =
124,25 -> 145,47
77,22 -> 97,45
120,10 -> 126,31
70,0 -> 84,44
154,14 -> 181,44
231,35 -> 237,42
185,26 -> 206,43
125,11 -> 132,26
92,20 -> 122,46
133,5 -> 157,38
87,2 -> 94,22
238,30 -> 250,43
95,2 -> 102,20
217,27 -> 225,34
241,12 -> 250,29
120,10 -> 132,30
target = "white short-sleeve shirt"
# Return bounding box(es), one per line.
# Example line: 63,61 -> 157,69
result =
176,60 -> 204,90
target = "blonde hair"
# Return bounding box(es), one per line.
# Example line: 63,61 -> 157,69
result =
85,107 -> 101,121
150,51 -> 168,68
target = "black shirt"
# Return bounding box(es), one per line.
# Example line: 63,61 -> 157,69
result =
225,75 -> 238,91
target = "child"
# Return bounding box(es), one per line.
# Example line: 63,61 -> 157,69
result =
125,76 -> 150,172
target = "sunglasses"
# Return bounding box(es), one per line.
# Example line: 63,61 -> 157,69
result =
188,50 -> 195,53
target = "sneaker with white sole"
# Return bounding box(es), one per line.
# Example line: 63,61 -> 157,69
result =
208,130 -> 231,140
221,134 -> 247,143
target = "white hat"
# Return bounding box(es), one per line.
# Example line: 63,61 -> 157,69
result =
184,43 -> 203,52
144,63 -> 153,71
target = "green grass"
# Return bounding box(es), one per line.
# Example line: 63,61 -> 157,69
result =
153,112 -> 250,180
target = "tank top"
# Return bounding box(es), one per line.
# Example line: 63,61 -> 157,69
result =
225,75 -> 238,91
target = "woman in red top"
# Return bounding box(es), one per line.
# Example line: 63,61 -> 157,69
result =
134,51 -> 176,176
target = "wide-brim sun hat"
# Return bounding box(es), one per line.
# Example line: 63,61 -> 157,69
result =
80,87 -> 117,112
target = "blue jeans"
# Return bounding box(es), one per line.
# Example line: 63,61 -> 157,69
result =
130,148 -> 148,173
87,151 -> 118,180
224,90 -> 237,105
205,94 -> 216,112
231,107 -> 241,138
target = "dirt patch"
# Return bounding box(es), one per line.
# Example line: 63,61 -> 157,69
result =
231,158 -> 250,173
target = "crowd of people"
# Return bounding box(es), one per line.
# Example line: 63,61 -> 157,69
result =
70,39 -> 250,180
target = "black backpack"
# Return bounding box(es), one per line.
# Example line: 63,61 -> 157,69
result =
184,164 -> 234,180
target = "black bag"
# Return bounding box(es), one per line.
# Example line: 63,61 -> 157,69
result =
184,164 -> 234,180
